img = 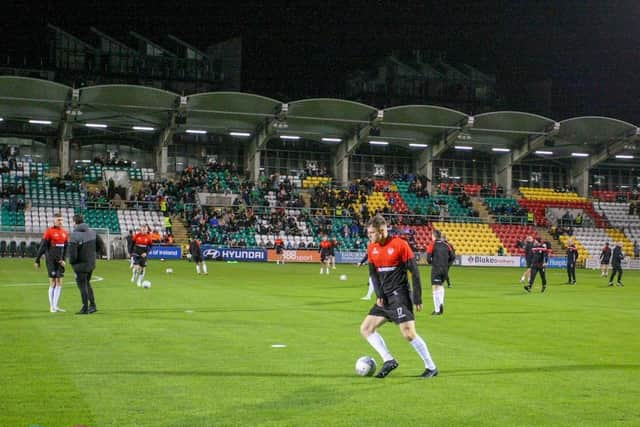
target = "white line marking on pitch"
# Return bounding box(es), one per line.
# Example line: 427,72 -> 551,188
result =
1,275 -> 104,287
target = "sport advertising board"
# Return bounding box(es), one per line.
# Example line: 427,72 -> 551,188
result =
201,246 -> 267,262
461,255 -> 521,267
335,251 -> 367,264
267,249 -> 321,263
148,245 -> 182,260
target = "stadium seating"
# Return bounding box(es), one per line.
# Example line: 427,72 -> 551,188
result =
605,228 -> 634,256
558,227 -> 612,263
490,224 -> 540,256
594,202 -> 640,229
591,190 -> 631,202
302,176 -> 332,189
208,170 -> 241,193
432,222 -> 503,255
519,187 -> 588,202
78,208 -> 121,233
404,224 -> 434,251
0,206 -> 25,231
518,187 -> 607,227
350,191 -> 390,215
76,163 -> 149,183
117,210 -> 164,234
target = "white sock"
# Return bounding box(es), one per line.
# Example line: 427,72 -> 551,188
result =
138,271 -> 145,285
202,262 -> 207,274
520,274 -> 525,281
438,287 -> 445,308
432,291 -> 439,312
320,268 -> 323,274
131,270 -> 138,283
366,332 -> 394,362
411,335 -> 436,370
196,265 -> 201,274
365,278 -> 374,298
48,286 -> 55,308
53,286 -> 62,309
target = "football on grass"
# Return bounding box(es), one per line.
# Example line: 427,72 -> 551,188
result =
355,356 -> 377,376
141,280 -> 152,289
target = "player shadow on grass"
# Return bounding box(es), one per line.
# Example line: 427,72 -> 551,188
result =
443,363 -> 640,377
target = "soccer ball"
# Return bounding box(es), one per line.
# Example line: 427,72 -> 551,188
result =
355,356 -> 377,377
340,274 -> 347,281
165,268 -> 173,274
141,280 -> 152,289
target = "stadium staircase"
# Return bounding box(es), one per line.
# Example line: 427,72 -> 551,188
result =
171,217 -> 190,245
472,197 -> 494,223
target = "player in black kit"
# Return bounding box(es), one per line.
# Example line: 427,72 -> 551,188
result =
426,229 -> 455,315
566,238 -> 579,285
519,236 -> 534,284
608,242 -> 624,287
524,238 -> 549,293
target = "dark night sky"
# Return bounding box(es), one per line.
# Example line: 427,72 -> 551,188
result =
2,0 -> 640,121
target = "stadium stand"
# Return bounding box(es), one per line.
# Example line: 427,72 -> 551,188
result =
490,224 -> 540,256
518,187 -> 607,227
432,222 -> 504,255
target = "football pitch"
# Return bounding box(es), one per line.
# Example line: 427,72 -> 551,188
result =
1,259 -> 638,427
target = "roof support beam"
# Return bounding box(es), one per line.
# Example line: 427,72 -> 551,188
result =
57,88 -> 77,177
570,135 -> 636,196
430,116 -> 470,159
245,117 -> 277,181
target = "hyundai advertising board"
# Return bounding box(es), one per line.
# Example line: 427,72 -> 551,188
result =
201,246 -> 267,262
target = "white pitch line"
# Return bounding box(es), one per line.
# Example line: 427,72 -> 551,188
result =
1,275 -> 104,288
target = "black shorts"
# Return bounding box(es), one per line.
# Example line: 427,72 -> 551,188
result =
431,267 -> 448,285
368,290 -> 415,324
192,255 -> 203,263
276,247 -> 283,254
320,250 -> 330,262
525,258 -> 533,268
133,254 -> 148,267
46,261 -> 65,278
601,258 -> 610,265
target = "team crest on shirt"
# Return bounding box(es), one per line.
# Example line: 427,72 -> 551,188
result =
372,248 -> 379,255
388,248 -> 394,255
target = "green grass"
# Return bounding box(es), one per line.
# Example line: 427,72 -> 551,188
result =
0,259 -> 638,427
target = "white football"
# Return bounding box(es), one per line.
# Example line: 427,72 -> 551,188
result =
141,280 -> 152,289
355,356 -> 377,377
166,268 -> 173,274
340,274 -> 347,281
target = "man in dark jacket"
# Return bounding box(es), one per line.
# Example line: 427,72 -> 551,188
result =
427,229 -> 456,315
608,242 -> 624,287
525,238 -> 549,293
68,215 -> 105,314
566,238 -> 579,285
